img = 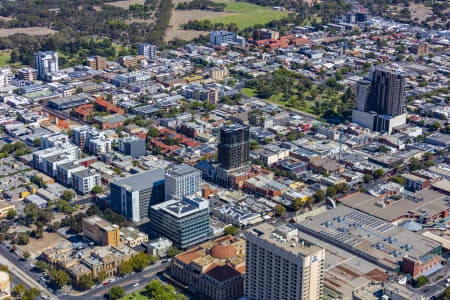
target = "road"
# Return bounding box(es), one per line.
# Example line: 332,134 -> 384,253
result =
57,262 -> 169,300
0,243 -> 53,298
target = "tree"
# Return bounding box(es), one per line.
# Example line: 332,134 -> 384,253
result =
224,226 -> 239,236
96,270 -> 108,282
32,138 -> 41,147
49,268 -> 70,289
12,283 -> 26,296
130,251 -> 150,272
35,260 -> 49,272
149,255 -> 159,265
167,246 -> 180,257
78,274 -> 94,291
23,251 -> 31,260
314,190 -> 325,203
275,205 -> 286,217
22,288 -> 40,300
6,209 -> 16,219
92,186 -> 103,194
363,174 -> 373,183
390,176 -> 405,185
109,286 -> 125,300
326,186 -> 337,198
148,128 -> 159,137
378,145 -> 389,153
373,169 -> 385,178
62,190 -> 75,202
443,287 -> 450,300
55,199 -> 74,214
292,198 -> 303,211
414,276 -> 429,287
144,280 -> 187,299
118,260 -> 133,275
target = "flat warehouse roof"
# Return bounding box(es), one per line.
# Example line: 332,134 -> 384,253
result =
339,189 -> 449,223
297,206 -> 442,271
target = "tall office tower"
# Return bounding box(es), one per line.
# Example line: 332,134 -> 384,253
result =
34,51 -> 59,80
138,43 -> 157,60
352,66 -> 407,134
165,164 -> 202,200
110,169 -> 165,223
218,124 -> 249,170
245,223 -> 325,300
368,66 -> 406,116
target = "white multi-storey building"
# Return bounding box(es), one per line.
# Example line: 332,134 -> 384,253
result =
41,132 -> 70,149
32,143 -> 80,173
34,51 -> 59,80
138,43 -> 156,60
164,164 -> 202,200
72,169 -> 101,194
245,223 -> 325,300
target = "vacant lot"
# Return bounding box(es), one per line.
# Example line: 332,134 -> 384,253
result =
106,0 -> 146,9
165,8 -> 233,41
19,232 -> 65,258
165,1 -> 289,41
0,27 -> 57,37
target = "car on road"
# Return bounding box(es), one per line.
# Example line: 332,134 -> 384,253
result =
133,283 -> 140,287
103,281 -> 110,286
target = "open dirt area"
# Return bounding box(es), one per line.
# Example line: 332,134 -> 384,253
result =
165,9 -> 235,42
0,27 -> 57,37
0,16 -> 16,21
19,232 -> 66,258
106,0 -> 146,9
391,3 -> 432,22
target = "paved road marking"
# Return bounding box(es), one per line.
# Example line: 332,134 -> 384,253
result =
144,272 -> 156,278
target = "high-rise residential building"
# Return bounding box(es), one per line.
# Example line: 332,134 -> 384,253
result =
149,196 -> 211,248
82,215 -> 120,247
34,51 -> 59,80
110,169 -> 165,223
216,124 -> 250,187
352,66 -> 407,134
368,67 -> 406,116
210,31 -> 246,47
354,79 -> 371,112
86,56 -> 107,71
245,223 -> 325,300
165,164 -> 202,200
138,43 -> 157,60
218,124 -> 249,170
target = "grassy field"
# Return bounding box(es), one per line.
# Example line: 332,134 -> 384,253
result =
210,2 -> 289,29
0,50 -> 24,67
0,52 -> 10,66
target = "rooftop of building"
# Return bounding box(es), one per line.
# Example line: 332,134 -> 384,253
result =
93,114 -> 127,124
297,206 -> 441,270
119,226 -> 148,241
339,188 -> 449,223
152,196 -> 208,218
83,215 -> 117,232
112,168 -> 164,192
174,235 -> 245,282
247,223 -> 324,258
166,164 -> 199,177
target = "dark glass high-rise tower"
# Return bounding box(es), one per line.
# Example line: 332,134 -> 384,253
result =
218,124 -> 249,170
368,66 -> 406,116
